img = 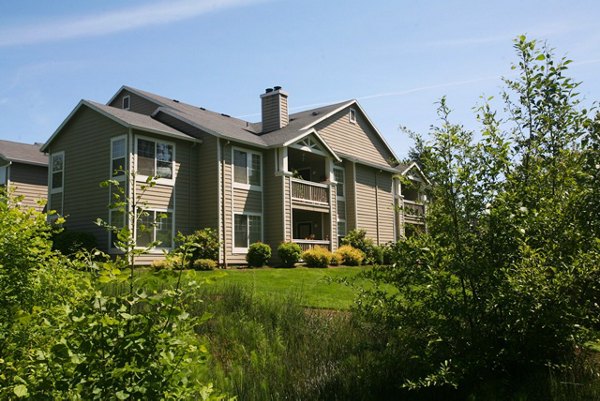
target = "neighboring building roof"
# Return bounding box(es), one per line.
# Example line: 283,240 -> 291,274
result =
0,139 -> 47,166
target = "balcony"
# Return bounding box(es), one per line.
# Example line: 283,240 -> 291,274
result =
403,199 -> 425,222
291,178 -> 329,209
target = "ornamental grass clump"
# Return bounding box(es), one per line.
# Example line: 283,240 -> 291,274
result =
301,246 -> 332,268
334,245 -> 365,266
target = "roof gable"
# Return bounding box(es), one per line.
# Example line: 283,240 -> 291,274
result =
313,104 -> 399,169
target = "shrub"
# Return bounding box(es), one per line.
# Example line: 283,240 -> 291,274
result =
301,246 -> 332,268
52,229 -> 97,255
341,228 -> 382,265
334,245 -> 364,266
277,242 -> 302,267
329,252 -> 342,266
177,228 -> 220,264
193,258 -> 218,271
150,255 -> 185,270
246,242 -> 271,267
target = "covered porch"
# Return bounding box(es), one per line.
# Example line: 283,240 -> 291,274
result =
292,209 -> 332,251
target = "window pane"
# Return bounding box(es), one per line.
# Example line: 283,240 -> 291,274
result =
249,215 -> 261,244
337,200 -> 346,220
136,210 -> 153,247
52,171 -> 63,189
156,143 -> 173,179
156,212 -> 173,248
138,139 -> 155,176
234,214 -> 247,248
249,154 -> 261,186
0,166 -> 6,185
234,150 -> 247,184
52,154 -> 63,173
334,168 -> 344,197
338,221 -> 347,237
112,138 -> 126,158
112,158 -> 126,177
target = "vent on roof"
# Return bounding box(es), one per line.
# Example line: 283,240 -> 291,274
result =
172,99 -> 179,103
312,111 -> 319,116
220,113 -> 230,118
199,107 -> 206,110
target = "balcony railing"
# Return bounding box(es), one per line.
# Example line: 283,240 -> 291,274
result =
291,178 -> 329,206
293,239 -> 331,252
403,200 -> 425,218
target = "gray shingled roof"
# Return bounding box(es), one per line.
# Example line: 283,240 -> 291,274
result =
85,100 -> 196,141
0,140 -> 47,166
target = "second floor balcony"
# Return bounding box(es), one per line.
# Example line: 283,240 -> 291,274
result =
291,178 -> 330,208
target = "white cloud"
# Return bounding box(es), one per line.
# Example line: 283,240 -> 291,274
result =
0,0 -> 267,47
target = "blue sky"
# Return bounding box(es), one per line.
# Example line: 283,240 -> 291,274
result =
1,0 -> 599,158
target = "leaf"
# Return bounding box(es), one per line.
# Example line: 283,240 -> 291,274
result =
13,384 -> 28,398
535,54 -> 545,61
115,390 -> 130,400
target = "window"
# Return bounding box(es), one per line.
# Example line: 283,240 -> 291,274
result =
234,214 -> 262,250
122,95 -> 130,110
334,167 -> 346,237
135,210 -> 173,249
349,108 -> 357,124
137,138 -> 174,180
0,165 -> 6,185
233,148 -> 261,189
51,152 -> 64,192
111,137 -> 126,178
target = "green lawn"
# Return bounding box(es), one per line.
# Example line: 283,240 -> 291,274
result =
137,266 -> 371,310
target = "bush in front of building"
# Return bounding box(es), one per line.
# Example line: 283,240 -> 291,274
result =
247,242 -> 272,267
193,258 -> 218,271
301,246 -> 332,268
52,229 -> 98,255
334,245 -> 365,266
177,228 -> 220,264
277,242 -> 303,267
341,229 -> 384,265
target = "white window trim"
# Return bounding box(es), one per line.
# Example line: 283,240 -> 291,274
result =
232,212 -> 263,254
134,208 -> 175,252
110,135 -> 127,181
232,146 -> 262,191
135,135 -> 175,185
349,108 -> 357,124
122,95 -> 130,110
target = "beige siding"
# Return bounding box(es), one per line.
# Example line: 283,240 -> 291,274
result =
355,164 -> 395,245
344,160 -> 357,230
315,109 -> 396,168
135,183 -> 174,210
233,188 -> 261,213
9,163 -> 47,211
283,175 -> 292,241
47,106 -> 127,250
109,91 -> 160,115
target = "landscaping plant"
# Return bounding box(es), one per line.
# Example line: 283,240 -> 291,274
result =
246,242 -> 272,267
277,241 -> 302,267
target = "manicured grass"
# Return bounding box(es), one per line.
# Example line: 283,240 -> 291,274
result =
137,266 -> 371,310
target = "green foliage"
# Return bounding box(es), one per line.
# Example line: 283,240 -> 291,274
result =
246,242 -> 272,267
356,36 -> 600,397
277,241 -> 302,267
301,246 -> 332,268
0,176 -> 229,400
341,229 -> 382,264
194,258 -> 218,271
52,229 -> 98,255
177,228 -> 220,265
334,245 -> 365,266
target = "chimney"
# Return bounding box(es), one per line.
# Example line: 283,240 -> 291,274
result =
261,86 -> 289,133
